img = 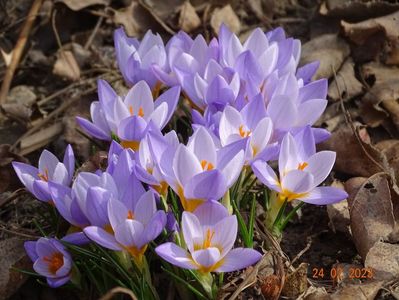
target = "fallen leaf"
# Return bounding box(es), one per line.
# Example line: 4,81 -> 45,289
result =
281,263 -> 308,298
20,123 -> 64,156
359,62 -> 399,130
178,1 -> 201,32
328,58 -> 363,102
247,0 -> 274,23
347,172 -> 398,259
6,85 -> 37,107
301,286 -> 329,300
330,281 -> 383,299
110,1 -> 158,37
56,0 -> 110,11
141,0 -> 184,22
1,103 -> 32,121
0,238 -> 30,299
320,0 -> 399,21
53,50 -> 81,81
342,10 -> 399,65
365,241 -> 399,280
319,124 -> 384,177
211,4 -> 241,35
300,34 -> 350,80
327,198 -> 351,235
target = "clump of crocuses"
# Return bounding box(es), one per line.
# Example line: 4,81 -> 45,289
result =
13,24 -> 347,299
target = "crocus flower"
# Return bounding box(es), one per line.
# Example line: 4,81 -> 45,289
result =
149,126 -> 246,212
114,27 -> 167,90
219,95 -> 277,163
76,79 -> 180,149
12,145 -> 75,203
156,201 -> 262,273
24,238 -> 72,287
252,132 -> 348,204
84,190 -> 166,264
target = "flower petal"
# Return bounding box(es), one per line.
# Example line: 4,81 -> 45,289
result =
306,151 -> 336,187
192,247 -> 221,268
251,160 -> 280,192
281,170 -> 314,194
301,186 -> 348,205
155,242 -> 197,269
83,226 -> 122,250
193,200 -> 229,226
172,145 -> 202,187
214,248 -> 262,272
182,212 -> 202,253
213,215 -> 237,256
184,170 -> 227,201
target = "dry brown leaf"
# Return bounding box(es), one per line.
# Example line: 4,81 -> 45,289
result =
178,1 -> 201,33
359,62 -> 399,130
347,172 -> 398,259
53,50 -> 81,81
20,123 -> 63,156
330,281 -> 383,299
281,263 -> 308,298
0,238 -> 30,299
319,124 -> 384,177
210,4 -> 241,35
247,0 -> 274,22
328,58 -> 363,102
141,0 -> 184,22
300,34 -> 350,80
56,0 -> 110,11
110,1 -> 158,37
301,286 -> 329,300
320,0 -> 399,21
342,10 -> 399,65
365,241 -> 399,280
1,103 -> 32,121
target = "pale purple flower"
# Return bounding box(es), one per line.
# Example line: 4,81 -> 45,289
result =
24,238 -> 72,288
84,189 -> 166,261
156,201 -> 262,273
12,145 -> 75,203
219,95 -> 277,163
114,27 -> 167,89
149,126 -> 246,212
252,132 -> 348,204
76,79 -> 180,149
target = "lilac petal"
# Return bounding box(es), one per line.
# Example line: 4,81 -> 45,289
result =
134,164 -> 159,186
253,143 -> 279,162
298,79 -> 327,103
122,171 -> 147,208
47,276 -> 70,288
278,133 -> 301,176
48,182 -> 76,225
240,94 -> 267,131
187,127 -> 217,166
155,242 -> 197,269
219,106 -> 243,146
85,187 -> 111,227
296,61 -> 320,84
153,86 -> 180,127
306,151 -> 336,187
62,232 -> 90,245
149,102 -> 168,129
250,117 -> 273,158
294,126 -> 315,160
76,116 -> 111,141
267,95 -> 296,131
301,186 -> 348,205
55,256 -> 72,278
32,180 -> 51,201
214,248 -> 262,272
192,247 -> 221,268
114,219 -> 145,249
173,145 -> 202,187
108,199 -> 128,230
33,259 -> 54,278
142,210 -> 166,244
124,80 -> 154,118
266,27 -> 286,42
24,241 -> 39,262
205,75 -> 235,106
217,138 -> 247,186
98,79 -> 117,108
312,127 -> 331,143
62,145 -> 75,181
84,226 -> 122,251
185,170 -> 227,201
182,212 -> 202,253
134,190 -> 156,225
234,51 -> 263,90
193,200 -> 229,226
52,163 -> 69,185
38,150 -> 59,178
296,99 -> 327,127
35,238 -> 56,258
244,28 -> 269,58
117,116 -> 148,142
110,149 -> 135,187
213,215 -> 237,256
12,162 -> 38,194
281,170 -> 314,194
152,64 -> 178,86
258,43 -> 278,77
251,160 -> 280,192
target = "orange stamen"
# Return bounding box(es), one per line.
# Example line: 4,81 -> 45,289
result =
129,105 -> 134,115
200,160 -> 214,171
38,168 -> 49,182
43,252 -> 64,275
239,125 -> 251,138
202,229 -> 215,249
297,162 -> 308,171
127,210 -> 134,220
138,107 -> 144,117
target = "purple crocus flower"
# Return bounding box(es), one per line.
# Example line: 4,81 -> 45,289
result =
114,27 -> 167,90
156,201 -> 262,273
84,189 -> 166,263
24,238 -> 72,287
149,126 -> 246,212
12,145 -> 75,203
252,132 -> 348,204
76,79 -> 180,149
219,95 -> 277,163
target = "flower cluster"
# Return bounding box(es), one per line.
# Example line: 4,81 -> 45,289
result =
13,24 -> 347,297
